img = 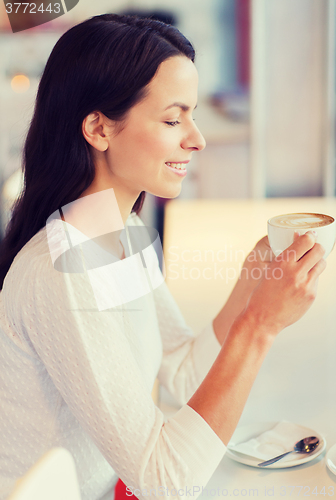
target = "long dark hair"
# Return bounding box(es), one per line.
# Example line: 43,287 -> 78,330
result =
0,13 -> 195,290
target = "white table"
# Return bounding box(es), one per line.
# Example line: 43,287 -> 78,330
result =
163,198 -> 336,499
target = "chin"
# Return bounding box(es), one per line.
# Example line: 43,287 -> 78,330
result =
161,187 -> 182,199
149,184 -> 183,200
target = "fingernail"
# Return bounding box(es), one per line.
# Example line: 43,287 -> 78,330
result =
308,230 -> 318,239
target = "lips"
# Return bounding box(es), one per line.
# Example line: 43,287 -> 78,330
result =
165,162 -> 187,170
165,162 -> 188,177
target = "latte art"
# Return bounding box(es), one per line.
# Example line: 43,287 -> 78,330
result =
269,213 -> 334,229
268,212 -> 336,258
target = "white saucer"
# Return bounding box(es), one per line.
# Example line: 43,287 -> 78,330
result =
226,422 -> 326,469
326,443 -> 336,475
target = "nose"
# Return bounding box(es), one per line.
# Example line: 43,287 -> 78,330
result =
181,121 -> 206,152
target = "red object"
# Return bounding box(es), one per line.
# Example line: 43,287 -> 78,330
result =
114,478 -> 138,500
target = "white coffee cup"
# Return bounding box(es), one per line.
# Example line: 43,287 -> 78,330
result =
267,212 -> 336,258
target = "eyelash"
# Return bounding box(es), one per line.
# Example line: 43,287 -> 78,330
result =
165,121 -> 181,127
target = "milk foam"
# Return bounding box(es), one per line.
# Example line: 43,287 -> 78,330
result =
270,213 -> 334,229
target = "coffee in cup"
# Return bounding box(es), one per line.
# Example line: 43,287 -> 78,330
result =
267,213 -> 336,258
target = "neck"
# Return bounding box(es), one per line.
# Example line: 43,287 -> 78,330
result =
80,157 -> 140,225
80,182 -> 137,225
72,171 -> 139,259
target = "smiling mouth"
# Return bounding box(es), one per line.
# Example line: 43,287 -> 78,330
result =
165,162 -> 187,170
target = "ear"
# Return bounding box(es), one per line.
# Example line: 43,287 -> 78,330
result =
82,112 -> 112,152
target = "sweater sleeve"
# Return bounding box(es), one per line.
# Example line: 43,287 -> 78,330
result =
7,237 -> 225,500
129,213 -> 222,405
153,280 -> 222,406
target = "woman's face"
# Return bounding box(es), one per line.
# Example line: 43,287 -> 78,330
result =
104,55 -> 206,200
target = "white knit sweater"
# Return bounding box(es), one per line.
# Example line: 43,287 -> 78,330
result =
0,213 -> 226,500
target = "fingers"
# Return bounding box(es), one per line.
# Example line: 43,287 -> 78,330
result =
253,235 -> 273,263
253,235 -> 271,253
258,235 -> 270,247
299,242 -> 326,273
277,231 -> 317,262
308,257 -> 327,281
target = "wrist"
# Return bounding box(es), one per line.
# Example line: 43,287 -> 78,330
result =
243,253 -> 265,276
234,305 -> 280,347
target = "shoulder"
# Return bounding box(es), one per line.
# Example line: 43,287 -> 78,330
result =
5,226 -> 51,287
3,222 -> 94,314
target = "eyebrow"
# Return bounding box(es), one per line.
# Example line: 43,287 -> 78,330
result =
164,102 -> 197,112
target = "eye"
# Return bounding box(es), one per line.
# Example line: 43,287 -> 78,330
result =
165,120 -> 181,127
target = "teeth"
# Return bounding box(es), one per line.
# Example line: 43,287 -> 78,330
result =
166,163 -> 186,170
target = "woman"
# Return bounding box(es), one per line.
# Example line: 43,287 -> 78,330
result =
0,13 -> 326,500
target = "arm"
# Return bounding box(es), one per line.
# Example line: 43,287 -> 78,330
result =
154,281 -> 222,405
135,220 -> 325,447
188,233 -> 326,445
132,213 -> 223,405
188,311 -> 274,445
213,236 -> 272,345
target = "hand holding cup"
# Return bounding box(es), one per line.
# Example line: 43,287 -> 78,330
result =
244,230 -> 327,334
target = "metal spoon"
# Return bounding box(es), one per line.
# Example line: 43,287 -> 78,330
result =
257,436 -> 319,467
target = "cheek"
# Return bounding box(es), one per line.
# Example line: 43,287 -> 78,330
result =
147,132 -> 177,160
115,125 -> 176,167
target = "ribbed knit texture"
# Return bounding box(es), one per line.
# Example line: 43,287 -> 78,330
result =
0,214 -> 225,500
